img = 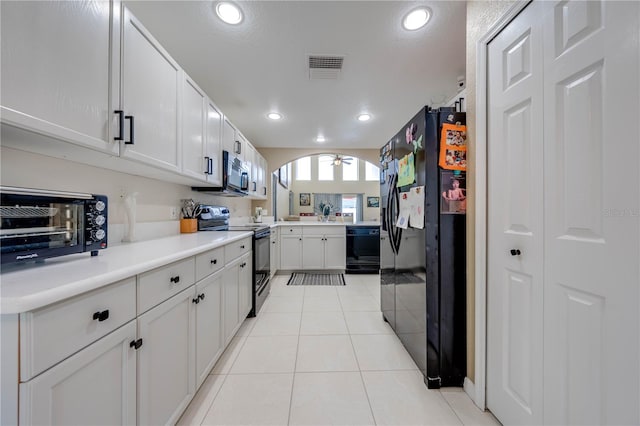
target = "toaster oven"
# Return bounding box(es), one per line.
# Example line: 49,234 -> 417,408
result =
1,186 -> 108,264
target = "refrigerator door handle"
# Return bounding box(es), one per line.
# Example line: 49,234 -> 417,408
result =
391,186 -> 403,253
385,174 -> 398,255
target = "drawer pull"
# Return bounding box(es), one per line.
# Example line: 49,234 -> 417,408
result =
211,259 -> 218,265
192,297 -> 200,304
170,276 -> 180,284
240,262 -> 246,268
92,310 -> 109,322
199,293 -> 205,301
129,339 -> 143,350
240,245 -> 245,249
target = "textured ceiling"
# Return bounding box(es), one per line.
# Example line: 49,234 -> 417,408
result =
124,1 -> 466,150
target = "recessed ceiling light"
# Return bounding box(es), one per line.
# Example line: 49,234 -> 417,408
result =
316,136 -> 326,143
267,112 -> 282,120
357,113 -> 371,122
216,2 -> 243,25
402,7 -> 431,31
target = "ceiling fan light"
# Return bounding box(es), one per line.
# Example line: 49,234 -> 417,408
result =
216,2 -> 243,25
316,136 -> 326,143
267,112 -> 282,120
357,113 -> 371,122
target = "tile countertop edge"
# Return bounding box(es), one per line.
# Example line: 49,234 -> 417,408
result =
0,231 -> 253,314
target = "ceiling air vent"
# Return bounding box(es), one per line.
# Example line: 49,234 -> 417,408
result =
308,55 -> 344,80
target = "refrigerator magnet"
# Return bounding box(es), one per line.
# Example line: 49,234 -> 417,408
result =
439,123 -> 467,171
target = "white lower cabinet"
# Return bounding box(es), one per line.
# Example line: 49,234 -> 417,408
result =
238,252 -> 253,318
324,235 -> 346,269
301,227 -> 346,270
280,235 -> 303,270
11,237 -> 254,425
19,321 -> 137,426
137,287 -> 196,426
194,271 -> 223,389
302,235 -> 325,269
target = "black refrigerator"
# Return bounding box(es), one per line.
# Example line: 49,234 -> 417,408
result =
380,106 -> 466,388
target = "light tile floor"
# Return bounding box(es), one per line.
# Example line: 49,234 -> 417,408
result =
178,274 -> 500,426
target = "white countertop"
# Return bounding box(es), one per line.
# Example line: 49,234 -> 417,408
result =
0,231 -> 253,314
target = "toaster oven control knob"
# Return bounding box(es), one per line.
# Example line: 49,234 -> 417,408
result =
95,201 -> 106,212
94,215 -> 106,226
93,229 -> 106,241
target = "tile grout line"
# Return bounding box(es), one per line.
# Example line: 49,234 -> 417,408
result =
340,283 -> 379,426
439,390 -> 466,426
286,280 -> 305,426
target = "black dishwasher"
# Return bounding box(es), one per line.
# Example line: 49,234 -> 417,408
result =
345,226 -> 380,274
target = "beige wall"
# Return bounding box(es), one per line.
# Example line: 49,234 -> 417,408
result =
1,147 -> 251,232
466,0 -> 517,383
288,155 -> 380,221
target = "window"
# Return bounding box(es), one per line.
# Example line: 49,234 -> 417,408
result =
365,161 -> 380,181
342,159 -> 358,181
342,195 -> 357,217
295,157 -> 311,180
318,155 -> 334,181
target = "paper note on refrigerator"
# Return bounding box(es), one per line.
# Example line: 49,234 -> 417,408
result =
409,186 -> 425,229
396,191 -> 410,229
397,153 -> 415,187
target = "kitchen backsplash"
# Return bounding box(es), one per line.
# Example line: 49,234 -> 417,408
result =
1,147 -> 252,243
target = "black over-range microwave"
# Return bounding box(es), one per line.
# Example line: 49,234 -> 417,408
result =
192,150 -> 249,196
0,186 -> 108,264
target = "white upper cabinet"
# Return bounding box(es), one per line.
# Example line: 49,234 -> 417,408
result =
245,142 -> 257,195
119,6 -> 181,173
205,100 -> 223,186
258,155 -> 268,199
181,74 -> 207,181
222,118 -> 240,159
0,0 -> 120,155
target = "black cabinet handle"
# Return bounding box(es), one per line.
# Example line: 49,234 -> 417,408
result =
192,297 -> 200,304
92,310 -> 109,322
170,276 -> 180,283
209,157 -> 213,175
510,249 -> 522,256
263,187 -> 267,195
114,110 -> 124,141
299,238 -> 302,241
234,140 -> 241,154
205,156 -> 211,174
240,262 -> 247,268
211,259 -> 218,265
129,338 -> 143,350
125,115 -> 134,144
240,245 -> 245,249
199,293 -> 205,301
252,182 -> 257,191
272,241 -> 276,244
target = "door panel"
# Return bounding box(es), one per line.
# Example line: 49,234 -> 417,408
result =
543,1 -> 639,424
487,2 -> 544,424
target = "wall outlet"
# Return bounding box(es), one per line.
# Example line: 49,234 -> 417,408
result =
170,207 -> 179,220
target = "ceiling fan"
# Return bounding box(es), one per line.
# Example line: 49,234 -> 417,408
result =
324,154 -> 353,166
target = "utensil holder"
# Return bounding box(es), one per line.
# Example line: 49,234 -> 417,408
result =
180,218 -> 197,233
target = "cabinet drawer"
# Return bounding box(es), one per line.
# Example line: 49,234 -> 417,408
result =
195,247 -> 225,282
224,237 -> 252,262
302,226 -> 346,235
281,226 -> 302,236
20,278 -> 136,381
138,258 -> 195,314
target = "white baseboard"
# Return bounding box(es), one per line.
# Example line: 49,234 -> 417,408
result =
464,377 -> 478,407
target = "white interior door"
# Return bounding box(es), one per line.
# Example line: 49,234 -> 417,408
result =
486,2 -> 544,424
542,1 -> 639,424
